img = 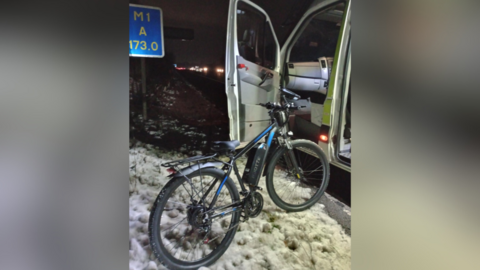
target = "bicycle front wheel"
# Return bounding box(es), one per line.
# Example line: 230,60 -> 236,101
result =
266,139 -> 330,212
148,168 -> 240,270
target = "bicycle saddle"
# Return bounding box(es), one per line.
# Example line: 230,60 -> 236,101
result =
211,140 -> 240,153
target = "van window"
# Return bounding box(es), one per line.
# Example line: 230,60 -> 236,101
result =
289,4 -> 345,62
237,2 -> 276,69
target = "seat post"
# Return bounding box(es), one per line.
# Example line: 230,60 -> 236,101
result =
226,150 -> 235,159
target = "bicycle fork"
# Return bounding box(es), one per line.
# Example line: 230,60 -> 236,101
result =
282,137 -> 303,179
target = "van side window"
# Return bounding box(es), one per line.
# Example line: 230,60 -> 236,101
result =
237,2 -> 276,69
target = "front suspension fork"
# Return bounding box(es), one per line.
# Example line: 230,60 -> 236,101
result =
283,136 -> 302,179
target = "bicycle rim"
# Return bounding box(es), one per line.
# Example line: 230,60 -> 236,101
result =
150,169 -> 239,267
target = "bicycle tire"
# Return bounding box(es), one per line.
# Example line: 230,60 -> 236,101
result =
266,139 -> 330,212
148,168 -> 240,270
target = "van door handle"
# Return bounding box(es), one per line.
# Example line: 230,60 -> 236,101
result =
259,72 -> 273,86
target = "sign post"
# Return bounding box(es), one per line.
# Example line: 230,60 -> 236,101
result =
129,4 -> 164,121
141,58 -> 147,120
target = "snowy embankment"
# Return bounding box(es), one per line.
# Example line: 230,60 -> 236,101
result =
129,142 -> 351,270
130,72 -> 229,155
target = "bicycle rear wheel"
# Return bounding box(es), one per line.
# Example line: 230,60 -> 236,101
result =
266,139 -> 330,212
148,168 -> 240,270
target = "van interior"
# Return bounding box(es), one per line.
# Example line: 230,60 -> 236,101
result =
283,3 -> 350,161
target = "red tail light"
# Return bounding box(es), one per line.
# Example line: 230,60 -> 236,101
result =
320,135 -> 328,142
167,168 -> 177,174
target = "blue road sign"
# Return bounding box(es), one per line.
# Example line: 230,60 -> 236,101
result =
129,4 -> 164,58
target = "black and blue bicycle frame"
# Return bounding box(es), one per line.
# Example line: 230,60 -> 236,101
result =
196,121 -> 290,219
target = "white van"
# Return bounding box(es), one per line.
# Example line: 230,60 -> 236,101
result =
225,0 -> 351,172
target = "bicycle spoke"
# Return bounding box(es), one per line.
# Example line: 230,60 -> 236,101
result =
168,235 -> 182,254
286,182 -> 299,203
162,217 -> 187,232
302,165 -> 323,174
193,176 -> 209,199
278,178 -> 296,199
300,149 -> 307,168
164,200 -> 189,207
172,241 -> 182,258
191,176 -> 218,204
303,154 -> 317,171
181,182 -> 194,199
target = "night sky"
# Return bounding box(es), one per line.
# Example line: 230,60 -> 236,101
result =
132,0 -> 314,66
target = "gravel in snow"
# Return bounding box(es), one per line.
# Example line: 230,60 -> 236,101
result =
129,142 -> 351,270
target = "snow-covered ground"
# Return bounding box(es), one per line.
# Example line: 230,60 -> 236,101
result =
129,141 -> 351,270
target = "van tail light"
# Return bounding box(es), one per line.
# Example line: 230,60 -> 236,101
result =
319,125 -> 330,143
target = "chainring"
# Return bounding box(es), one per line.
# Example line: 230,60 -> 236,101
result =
244,192 -> 264,218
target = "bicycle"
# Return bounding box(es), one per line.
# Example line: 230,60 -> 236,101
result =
148,88 -> 330,269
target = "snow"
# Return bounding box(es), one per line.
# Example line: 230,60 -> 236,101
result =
129,141 -> 351,270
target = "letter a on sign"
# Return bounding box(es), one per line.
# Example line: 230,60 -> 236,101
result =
139,27 -> 147,36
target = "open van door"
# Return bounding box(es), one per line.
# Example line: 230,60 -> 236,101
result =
278,0 -> 351,172
225,0 -> 281,142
